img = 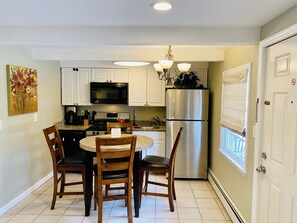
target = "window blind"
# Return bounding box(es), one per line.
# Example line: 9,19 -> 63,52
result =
220,63 -> 251,135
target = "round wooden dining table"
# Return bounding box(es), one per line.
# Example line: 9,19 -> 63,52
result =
79,134 -> 153,217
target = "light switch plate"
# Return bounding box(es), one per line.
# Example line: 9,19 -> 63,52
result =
0,120 -> 2,130
34,114 -> 38,122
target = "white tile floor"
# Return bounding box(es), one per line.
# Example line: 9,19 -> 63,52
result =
0,173 -> 232,223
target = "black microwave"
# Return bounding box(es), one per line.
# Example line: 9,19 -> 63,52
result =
90,82 -> 128,104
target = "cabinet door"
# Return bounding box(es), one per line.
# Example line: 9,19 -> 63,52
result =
76,68 -> 91,105
61,68 -> 76,105
59,130 -> 86,157
146,139 -> 165,157
135,131 -> 166,158
91,69 -> 109,82
110,69 -> 129,82
147,69 -> 165,106
128,69 -> 147,106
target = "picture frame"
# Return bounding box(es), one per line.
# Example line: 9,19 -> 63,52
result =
6,65 -> 38,115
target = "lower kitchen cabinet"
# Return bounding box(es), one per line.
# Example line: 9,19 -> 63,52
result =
58,130 -> 86,158
135,131 -> 165,158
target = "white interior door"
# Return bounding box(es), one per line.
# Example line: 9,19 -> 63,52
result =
257,35 -> 297,223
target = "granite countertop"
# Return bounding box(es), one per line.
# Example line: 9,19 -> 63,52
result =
55,121 -> 91,131
132,120 -> 166,132
133,125 -> 166,132
55,120 -> 166,132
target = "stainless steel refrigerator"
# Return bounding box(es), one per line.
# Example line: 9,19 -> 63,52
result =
166,89 -> 209,179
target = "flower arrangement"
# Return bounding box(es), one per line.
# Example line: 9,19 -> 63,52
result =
173,71 -> 201,89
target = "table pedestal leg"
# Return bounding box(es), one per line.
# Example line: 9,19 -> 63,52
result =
84,151 -> 93,216
133,151 -> 142,218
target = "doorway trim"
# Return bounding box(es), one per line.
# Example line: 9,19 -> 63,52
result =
251,23 -> 297,223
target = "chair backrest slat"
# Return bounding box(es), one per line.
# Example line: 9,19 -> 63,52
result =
101,150 -> 131,159
169,127 -> 183,171
106,122 -> 133,134
102,162 -> 130,172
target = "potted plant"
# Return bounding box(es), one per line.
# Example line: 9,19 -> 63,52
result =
173,71 -> 200,89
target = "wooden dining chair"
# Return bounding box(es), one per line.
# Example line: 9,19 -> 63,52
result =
139,127 -> 183,212
103,121 -> 133,196
43,125 -> 86,210
94,136 -> 137,223
106,121 -> 133,134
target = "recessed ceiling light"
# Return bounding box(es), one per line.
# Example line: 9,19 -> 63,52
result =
113,61 -> 150,67
151,2 -> 173,11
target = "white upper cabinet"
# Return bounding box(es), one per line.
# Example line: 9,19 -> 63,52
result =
61,68 -> 91,106
128,69 -> 147,106
129,69 -> 165,106
147,69 -> 165,106
91,69 -> 128,83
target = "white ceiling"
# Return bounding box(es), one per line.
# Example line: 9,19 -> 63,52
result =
0,0 -> 296,61
0,0 -> 295,27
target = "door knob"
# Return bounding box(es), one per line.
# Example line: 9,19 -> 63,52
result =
256,164 -> 266,174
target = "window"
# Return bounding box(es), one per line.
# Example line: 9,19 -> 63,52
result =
219,63 -> 251,173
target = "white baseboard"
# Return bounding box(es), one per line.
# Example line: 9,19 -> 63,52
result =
208,169 -> 246,223
0,172 -> 53,216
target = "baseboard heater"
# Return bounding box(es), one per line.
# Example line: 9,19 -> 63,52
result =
208,169 -> 246,223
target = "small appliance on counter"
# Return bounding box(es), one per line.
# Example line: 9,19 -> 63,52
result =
65,106 -> 78,125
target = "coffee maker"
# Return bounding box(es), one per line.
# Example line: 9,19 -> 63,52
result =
65,106 -> 78,125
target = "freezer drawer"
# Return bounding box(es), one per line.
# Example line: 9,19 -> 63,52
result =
166,120 -> 208,179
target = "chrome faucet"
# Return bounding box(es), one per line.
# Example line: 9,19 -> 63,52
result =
132,110 -> 137,126
152,116 -> 161,127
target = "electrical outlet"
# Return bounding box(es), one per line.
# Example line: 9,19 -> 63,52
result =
34,113 -> 38,122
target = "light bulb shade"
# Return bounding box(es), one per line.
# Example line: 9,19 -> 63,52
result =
159,59 -> 173,70
153,63 -> 163,72
177,63 -> 191,72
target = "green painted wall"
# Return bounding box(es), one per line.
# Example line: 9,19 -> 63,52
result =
0,45 -> 62,209
208,45 -> 258,222
261,4 -> 297,40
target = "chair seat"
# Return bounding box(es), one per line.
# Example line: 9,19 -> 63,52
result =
58,156 -> 86,167
142,155 -> 170,168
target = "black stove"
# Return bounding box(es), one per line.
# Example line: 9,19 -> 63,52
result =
86,112 -> 130,136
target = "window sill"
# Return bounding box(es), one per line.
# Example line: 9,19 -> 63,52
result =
219,149 -> 247,178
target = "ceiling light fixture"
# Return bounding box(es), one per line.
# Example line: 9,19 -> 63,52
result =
113,61 -> 150,67
151,2 -> 173,11
153,45 -> 191,84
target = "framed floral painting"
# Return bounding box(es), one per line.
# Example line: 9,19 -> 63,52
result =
6,65 -> 38,115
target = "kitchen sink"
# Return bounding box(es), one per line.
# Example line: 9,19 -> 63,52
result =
133,126 -> 160,130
